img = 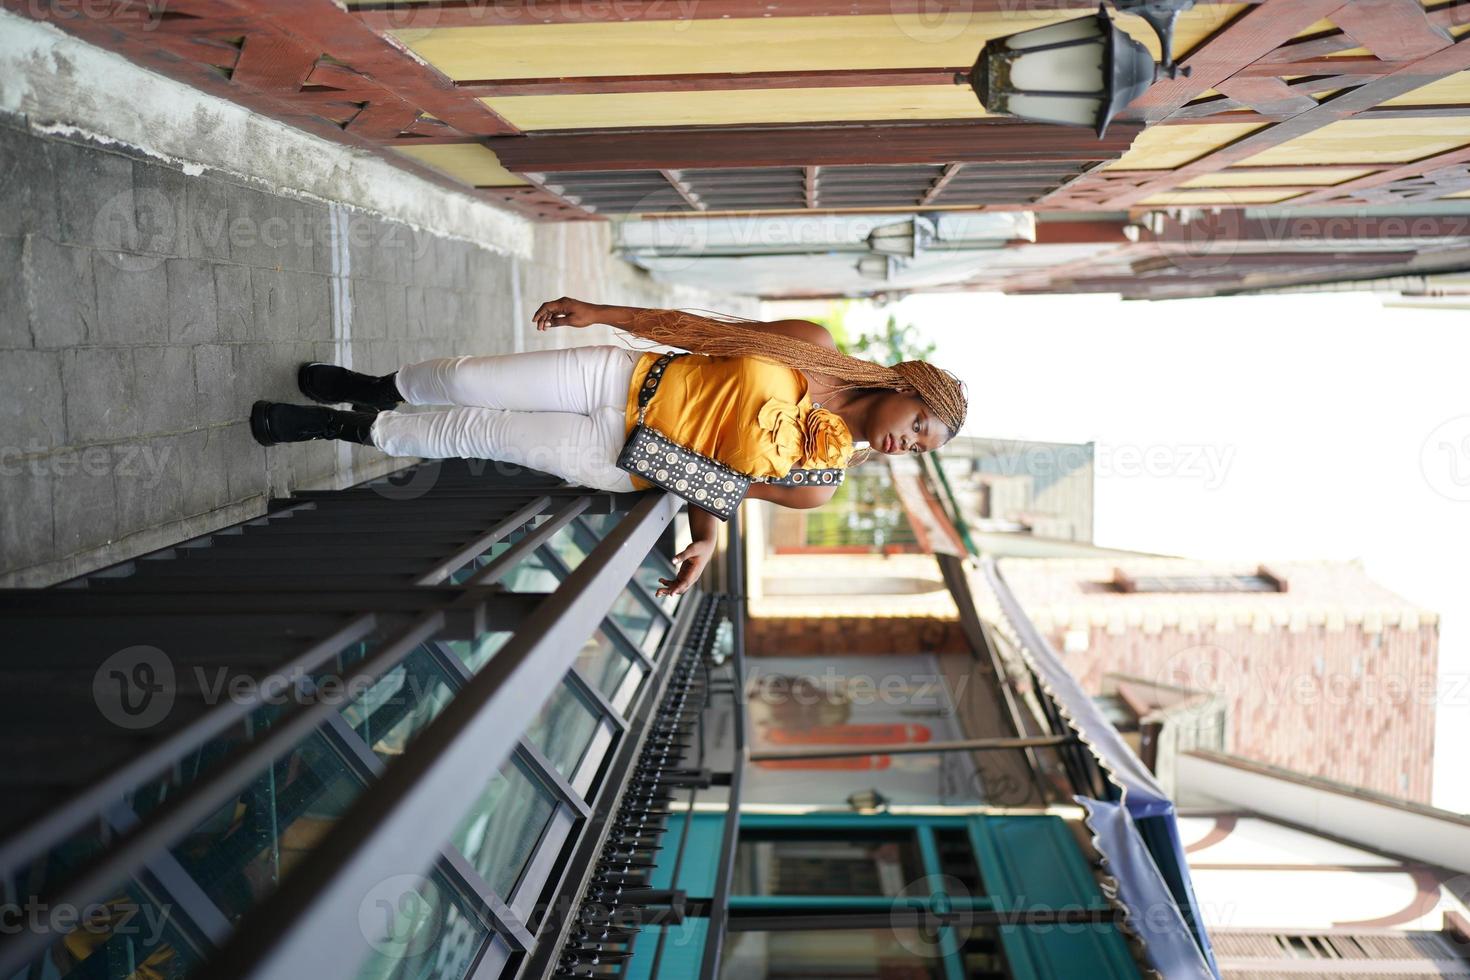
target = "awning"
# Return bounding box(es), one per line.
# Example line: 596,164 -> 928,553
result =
1079,798 -> 1217,980
980,556 -> 1220,980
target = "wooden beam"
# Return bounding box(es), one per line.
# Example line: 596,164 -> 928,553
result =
1107,164 -> 1374,176
1330,0 -> 1455,61
660,170 -> 706,210
353,0 -> 1245,30
473,184 -> 606,222
228,0 -> 519,138
1031,219 -> 1134,244
918,162 -> 964,205
1134,251 -> 1420,272
1256,0 -> 1470,64
1071,33 -> 1470,209
1122,0 -> 1354,125
230,33 -> 318,93
1148,211 -> 1470,244
1237,55 -> 1396,76
1290,145 -> 1470,205
457,66 -> 967,98
485,120 -> 1142,171
1,0 -> 521,205
1214,76 -> 1320,114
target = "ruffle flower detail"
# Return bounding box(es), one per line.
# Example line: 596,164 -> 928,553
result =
757,398 -> 804,463
800,408 -> 854,468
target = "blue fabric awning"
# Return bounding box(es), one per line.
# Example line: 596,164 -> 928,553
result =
1078,799 -> 1216,980
981,557 -> 1220,979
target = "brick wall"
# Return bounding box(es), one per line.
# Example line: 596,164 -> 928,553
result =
748,616 -> 968,657
1051,622 -> 1438,804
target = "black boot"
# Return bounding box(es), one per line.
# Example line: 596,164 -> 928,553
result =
297,362 -> 402,412
250,401 -> 378,447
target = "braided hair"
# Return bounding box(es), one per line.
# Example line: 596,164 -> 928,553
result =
621,308 -> 969,441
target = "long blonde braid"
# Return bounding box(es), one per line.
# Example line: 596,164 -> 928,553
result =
622,307 -> 969,436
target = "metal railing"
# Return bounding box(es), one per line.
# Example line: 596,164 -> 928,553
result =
0,459 -> 716,980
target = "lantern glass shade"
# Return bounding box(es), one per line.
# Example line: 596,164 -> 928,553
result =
968,6 -> 1159,137
867,221 -> 917,257
866,216 -> 934,258
856,254 -> 895,280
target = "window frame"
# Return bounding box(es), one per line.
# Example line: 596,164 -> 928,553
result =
724,813 -> 1138,980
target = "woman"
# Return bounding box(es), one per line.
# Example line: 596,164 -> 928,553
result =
250,299 -> 967,597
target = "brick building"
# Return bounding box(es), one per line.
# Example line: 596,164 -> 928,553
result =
989,557 -> 1440,802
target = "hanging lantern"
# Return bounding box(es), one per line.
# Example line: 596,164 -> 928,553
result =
959,6 -> 1161,138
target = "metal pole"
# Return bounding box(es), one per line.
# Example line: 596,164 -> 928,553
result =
697,507 -> 748,980
750,734 -> 1077,762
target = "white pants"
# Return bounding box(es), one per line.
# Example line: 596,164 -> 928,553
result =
370,345 -> 640,492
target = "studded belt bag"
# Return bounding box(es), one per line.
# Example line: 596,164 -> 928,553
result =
616,352 -> 845,521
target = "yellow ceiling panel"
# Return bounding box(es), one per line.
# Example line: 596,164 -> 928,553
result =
1142,188 -> 1305,205
394,144 -> 526,187
483,84 -> 988,130
1182,167 -> 1371,187
1242,117 -> 1470,166
1295,18 -> 1339,37
1106,122 -> 1266,170
389,7 -> 1243,81
1382,70 -> 1470,106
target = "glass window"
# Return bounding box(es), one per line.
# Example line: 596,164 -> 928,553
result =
577,513 -> 618,536
631,555 -> 680,615
21,880 -> 207,980
445,631 -> 511,675
498,552 -> 562,594
956,924 -> 1011,980
1114,571 -> 1283,593
168,731 -> 365,925
124,629 -> 389,822
353,869 -> 491,980
342,645 -> 459,763
734,828 -> 925,897
720,928 -> 946,979
525,680 -> 601,779
450,756 -> 557,901
580,514 -> 680,614
609,586 -> 666,652
574,628 -> 640,700
543,524 -> 590,572
934,827 -> 985,897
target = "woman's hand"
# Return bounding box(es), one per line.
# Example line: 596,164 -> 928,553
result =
657,536 -> 715,598
533,297 -> 602,331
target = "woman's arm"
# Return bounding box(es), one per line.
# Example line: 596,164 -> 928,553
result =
533,298 -> 837,351
746,482 -> 838,509
656,486 -> 835,596
656,505 -> 721,598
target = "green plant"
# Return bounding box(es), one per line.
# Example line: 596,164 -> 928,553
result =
841,313 -> 937,366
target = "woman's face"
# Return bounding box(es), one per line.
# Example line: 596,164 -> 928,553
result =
866,392 -> 951,456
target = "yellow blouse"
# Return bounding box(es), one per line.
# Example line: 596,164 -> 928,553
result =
623,352 -> 856,491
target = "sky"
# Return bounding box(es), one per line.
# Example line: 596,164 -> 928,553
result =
848,290 -> 1470,813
